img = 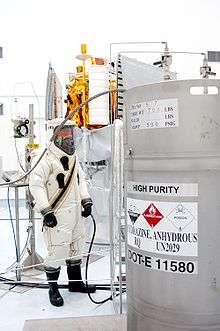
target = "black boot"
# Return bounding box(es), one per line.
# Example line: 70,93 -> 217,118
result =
66,259 -> 96,293
45,267 -> 64,307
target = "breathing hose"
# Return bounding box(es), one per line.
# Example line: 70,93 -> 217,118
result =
0,213 -> 126,297
0,89 -> 127,303
0,88 -> 125,187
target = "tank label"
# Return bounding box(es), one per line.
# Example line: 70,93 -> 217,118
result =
127,198 -> 198,257
128,248 -> 198,274
128,98 -> 178,130
127,182 -> 198,197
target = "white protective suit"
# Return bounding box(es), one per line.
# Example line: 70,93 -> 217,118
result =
29,128 -> 91,269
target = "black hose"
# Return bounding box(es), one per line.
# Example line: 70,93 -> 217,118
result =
0,89 -> 127,297
2,188 -> 126,298
85,214 -> 116,304
0,209 -> 125,292
0,208 -> 126,292
0,275 -> 126,292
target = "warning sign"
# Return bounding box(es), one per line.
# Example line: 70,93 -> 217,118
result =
127,198 -> 198,257
143,203 -> 164,228
167,204 -> 195,231
128,211 -> 140,224
127,204 -> 140,224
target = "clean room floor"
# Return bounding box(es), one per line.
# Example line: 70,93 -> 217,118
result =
0,197 -> 126,331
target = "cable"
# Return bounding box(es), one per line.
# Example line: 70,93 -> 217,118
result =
0,213 -> 126,298
0,228 -> 126,292
85,214 -> 116,304
0,273 -> 126,290
0,89 -> 125,187
2,185 -> 125,295
0,220 -> 126,291
0,283 -> 17,301
0,90 -> 127,300
6,138 -> 36,273
0,231 -> 29,275
0,148 -> 47,187
0,223 -> 32,275
14,139 -> 26,173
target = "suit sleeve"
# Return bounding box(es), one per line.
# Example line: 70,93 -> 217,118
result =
29,158 -> 52,215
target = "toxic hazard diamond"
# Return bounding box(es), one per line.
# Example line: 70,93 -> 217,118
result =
167,204 -> 195,231
143,203 -> 164,228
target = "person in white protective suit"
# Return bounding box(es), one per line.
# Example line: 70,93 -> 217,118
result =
29,120 -> 96,307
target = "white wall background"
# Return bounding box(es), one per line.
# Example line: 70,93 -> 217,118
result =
0,0 -> 220,176
0,0 -> 220,94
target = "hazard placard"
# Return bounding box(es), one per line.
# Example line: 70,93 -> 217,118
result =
143,203 -> 164,228
127,198 -> 198,257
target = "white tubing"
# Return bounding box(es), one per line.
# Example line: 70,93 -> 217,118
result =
0,89 -> 126,187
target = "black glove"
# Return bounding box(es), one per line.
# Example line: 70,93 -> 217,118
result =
81,198 -> 92,218
43,212 -> 57,228
82,204 -> 92,218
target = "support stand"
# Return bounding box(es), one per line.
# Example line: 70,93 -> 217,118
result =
11,183 -> 44,281
23,104 -> 43,271
22,206 -> 44,271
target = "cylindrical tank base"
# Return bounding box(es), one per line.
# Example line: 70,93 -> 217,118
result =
127,301 -> 220,331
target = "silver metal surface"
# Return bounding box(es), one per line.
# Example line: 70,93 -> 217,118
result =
114,120 -> 124,314
14,186 -> 21,281
124,79 -> 220,331
118,124 -> 123,314
109,120 -> 125,313
208,51 -> 220,62
109,121 -> 116,304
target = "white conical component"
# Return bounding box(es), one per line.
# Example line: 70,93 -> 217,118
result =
88,64 -> 109,125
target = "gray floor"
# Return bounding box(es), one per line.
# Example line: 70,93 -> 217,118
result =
0,198 -> 126,331
23,314 -> 127,331
0,254 -> 126,331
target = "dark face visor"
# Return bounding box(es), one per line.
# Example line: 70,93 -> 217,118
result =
54,125 -> 75,155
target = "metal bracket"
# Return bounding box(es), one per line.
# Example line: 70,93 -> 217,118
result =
200,55 -> 216,78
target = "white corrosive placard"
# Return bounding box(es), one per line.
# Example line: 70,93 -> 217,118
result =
127,182 -> 198,197
127,198 -> 198,257
128,98 -> 178,130
128,248 -> 198,274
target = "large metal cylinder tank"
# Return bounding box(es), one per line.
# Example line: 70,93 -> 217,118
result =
124,79 -> 220,331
